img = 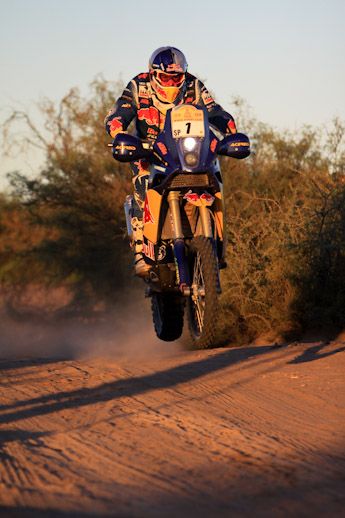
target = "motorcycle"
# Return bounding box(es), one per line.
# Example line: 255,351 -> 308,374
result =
112,104 -> 250,348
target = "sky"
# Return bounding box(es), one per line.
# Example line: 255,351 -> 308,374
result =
0,0 -> 344,187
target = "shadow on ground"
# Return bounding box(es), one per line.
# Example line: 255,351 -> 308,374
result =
2,340 -> 344,435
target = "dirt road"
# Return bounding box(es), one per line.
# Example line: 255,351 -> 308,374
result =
0,322 -> 344,517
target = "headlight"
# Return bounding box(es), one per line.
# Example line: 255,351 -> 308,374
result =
183,137 -> 197,151
184,152 -> 198,166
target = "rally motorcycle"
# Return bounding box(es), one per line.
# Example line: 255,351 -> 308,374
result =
112,104 -> 250,348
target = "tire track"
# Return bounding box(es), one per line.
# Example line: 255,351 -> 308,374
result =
0,341 -> 344,516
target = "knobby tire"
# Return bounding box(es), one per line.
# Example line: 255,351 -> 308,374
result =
187,236 -> 219,348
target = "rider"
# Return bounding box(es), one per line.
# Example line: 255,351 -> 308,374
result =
105,46 -> 237,276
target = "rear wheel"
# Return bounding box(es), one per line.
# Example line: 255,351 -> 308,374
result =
186,237 -> 219,348
151,293 -> 184,342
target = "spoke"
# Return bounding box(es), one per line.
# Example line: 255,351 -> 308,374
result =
193,255 -> 198,285
194,300 -> 203,332
191,250 -> 206,333
193,253 -> 204,289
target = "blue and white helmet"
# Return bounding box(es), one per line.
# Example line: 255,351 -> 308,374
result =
149,47 -> 188,103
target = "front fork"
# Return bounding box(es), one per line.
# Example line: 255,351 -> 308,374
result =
167,192 -> 216,295
167,192 -> 190,294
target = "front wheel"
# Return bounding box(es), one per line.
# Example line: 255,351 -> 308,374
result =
186,237 -> 219,348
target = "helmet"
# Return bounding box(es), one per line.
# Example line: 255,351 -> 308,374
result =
149,47 -> 188,104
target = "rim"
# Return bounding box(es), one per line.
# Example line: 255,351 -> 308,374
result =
190,251 -> 206,336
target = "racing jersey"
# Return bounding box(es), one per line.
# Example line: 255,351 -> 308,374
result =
105,72 -> 237,141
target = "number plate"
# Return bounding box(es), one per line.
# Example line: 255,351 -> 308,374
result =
171,105 -> 205,139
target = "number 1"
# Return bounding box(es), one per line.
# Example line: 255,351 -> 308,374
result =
185,122 -> 191,134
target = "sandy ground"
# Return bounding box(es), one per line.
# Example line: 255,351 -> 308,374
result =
0,311 -> 344,517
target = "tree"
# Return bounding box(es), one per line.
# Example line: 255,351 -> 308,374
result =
2,77 -> 134,309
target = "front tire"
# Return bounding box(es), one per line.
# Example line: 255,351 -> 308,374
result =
151,293 -> 184,342
186,237 -> 219,348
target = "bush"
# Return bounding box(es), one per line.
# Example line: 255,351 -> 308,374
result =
2,86 -> 345,341
215,111 -> 345,343
1,77 -> 133,310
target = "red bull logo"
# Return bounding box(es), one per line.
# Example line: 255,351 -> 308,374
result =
200,192 -> 215,204
183,191 -> 215,206
184,191 -> 200,203
108,117 -> 123,135
143,197 -> 155,224
138,107 -> 160,126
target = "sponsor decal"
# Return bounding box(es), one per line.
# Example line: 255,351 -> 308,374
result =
202,91 -> 214,105
200,192 -> 215,204
138,85 -> 149,98
143,240 -> 155,261
157,244 -> 167,261
157,142 -> 168,155
147,127 -> 158,135
183,190 -> 200,203
172,105 -> 203,122
120,102 -> 132,109
230,142 -> 249,147
138,107 -> 159,126
210,138 -> 218,153
166,63 -> 184,72
108,117 -> 123,134
143,196 -> 155,224
183,190 -> 215,206
138,73 -> 149,79
227,120 -> 237,134
185,97 -> 194,104
115,145 -> 136,150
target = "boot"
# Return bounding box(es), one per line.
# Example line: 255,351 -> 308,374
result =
131,217 -> 151,277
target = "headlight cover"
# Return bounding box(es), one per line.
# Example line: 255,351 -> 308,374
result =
183,137 -> 197,152
177,137 -> 202,171
184,152 -> 198,166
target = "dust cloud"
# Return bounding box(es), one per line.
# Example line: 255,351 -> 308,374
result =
0,294 -> 182,362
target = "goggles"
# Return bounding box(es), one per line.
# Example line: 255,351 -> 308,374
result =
154,70 -> 185,87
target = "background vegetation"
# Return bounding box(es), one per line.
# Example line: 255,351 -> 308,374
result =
1,78 -> 345,342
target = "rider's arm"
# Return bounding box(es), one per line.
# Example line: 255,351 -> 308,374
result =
196,80 -> 237,135
104,80 -> 138,138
